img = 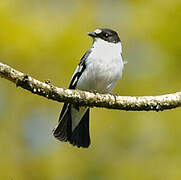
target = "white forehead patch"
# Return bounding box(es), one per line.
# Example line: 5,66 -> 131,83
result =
94,29 -> 102,34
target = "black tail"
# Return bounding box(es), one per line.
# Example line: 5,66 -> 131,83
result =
53,104 -> 90,148
53,104 -> 72,142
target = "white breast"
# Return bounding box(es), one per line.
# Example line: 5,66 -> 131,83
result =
77,39 -> 124,93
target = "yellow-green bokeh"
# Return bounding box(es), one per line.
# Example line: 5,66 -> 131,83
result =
0,0 -> 181,179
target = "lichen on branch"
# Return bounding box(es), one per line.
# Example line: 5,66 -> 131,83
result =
0,61 -> 181,111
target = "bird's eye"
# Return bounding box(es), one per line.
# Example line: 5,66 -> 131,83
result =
105,33 -> 109,38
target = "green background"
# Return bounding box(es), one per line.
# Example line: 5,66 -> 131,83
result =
0,0 -> 181,179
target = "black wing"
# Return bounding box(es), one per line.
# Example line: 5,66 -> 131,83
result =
59,49 -> 92,121
53,49 -> 92,147
69,49 -> 92,89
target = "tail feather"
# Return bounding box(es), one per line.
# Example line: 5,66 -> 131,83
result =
53,104 -> 90,148
53,105 -> 72,141
69,109 -> 90,148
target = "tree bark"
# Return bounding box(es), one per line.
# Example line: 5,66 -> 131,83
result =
0,61 -> 181,111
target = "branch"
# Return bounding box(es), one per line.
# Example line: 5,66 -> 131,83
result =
0,61 -> 181,111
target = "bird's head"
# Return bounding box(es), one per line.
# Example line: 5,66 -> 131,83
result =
88,28 -> 120,44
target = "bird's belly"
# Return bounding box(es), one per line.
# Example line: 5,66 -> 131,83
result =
77,58 -> 123,93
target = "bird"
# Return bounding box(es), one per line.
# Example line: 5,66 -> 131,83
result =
53,28 -> 124,148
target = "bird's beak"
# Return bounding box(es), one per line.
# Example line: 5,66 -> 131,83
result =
88,32 -> 97,38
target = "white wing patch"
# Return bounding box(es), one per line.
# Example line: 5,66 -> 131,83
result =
71,64 -> 84,87
78,64 -> 84,72
71,76 -> 78,87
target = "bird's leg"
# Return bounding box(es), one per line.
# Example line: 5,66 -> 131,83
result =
90,89 -> 98,94
109,92 -> 118,103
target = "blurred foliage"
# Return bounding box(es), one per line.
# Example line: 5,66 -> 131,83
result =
0,0 -> 181,179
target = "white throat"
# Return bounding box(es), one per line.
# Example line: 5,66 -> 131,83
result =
92,38 -> 122,54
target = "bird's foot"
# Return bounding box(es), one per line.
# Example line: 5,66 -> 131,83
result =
90,89 -> 98,95
109,92 -> 118,102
